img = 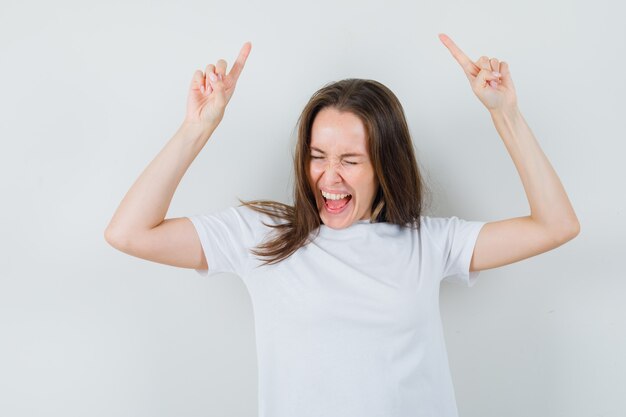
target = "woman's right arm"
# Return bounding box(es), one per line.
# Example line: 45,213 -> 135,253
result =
104,42 -> 252,271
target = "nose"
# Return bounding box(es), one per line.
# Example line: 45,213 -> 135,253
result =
322,160 -> 343,184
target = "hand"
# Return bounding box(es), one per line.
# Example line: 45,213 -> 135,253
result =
438,33 -> 517,111
184,42 -> 252,128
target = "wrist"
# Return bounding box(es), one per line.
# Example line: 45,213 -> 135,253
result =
179,119 -> 219,141
488,105 -> 530,143
489,105 -> 522,121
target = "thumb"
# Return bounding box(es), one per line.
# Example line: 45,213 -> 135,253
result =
208,73 -> 227,107
475,67 -> 501,90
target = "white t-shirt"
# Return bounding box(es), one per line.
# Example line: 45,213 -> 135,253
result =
187,205 -> 486,417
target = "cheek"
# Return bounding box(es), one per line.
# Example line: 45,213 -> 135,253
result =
357,169 -> 378,198
369,172 -> 378,192
309,163 -> 323,180
308,166 -> 319,190
353,169 -> 374,190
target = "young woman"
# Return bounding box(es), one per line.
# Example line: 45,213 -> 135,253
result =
105,34 -> 579,417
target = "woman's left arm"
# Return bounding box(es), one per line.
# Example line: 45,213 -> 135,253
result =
439,33 -> 580,272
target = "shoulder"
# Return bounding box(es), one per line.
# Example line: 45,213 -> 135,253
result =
419,214 -> 475,233
419,215 -> 458,233
188,205 -> 279,245
418,214 -> 486,250
224,204 -> 281,233
233,204 -> 286,227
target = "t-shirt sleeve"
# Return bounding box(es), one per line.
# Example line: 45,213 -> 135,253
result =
186,205 -> 266,277
421,215 -> 487,287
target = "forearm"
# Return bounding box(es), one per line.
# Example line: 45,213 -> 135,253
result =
105,121 -> 216,241
489,106 -> 579,235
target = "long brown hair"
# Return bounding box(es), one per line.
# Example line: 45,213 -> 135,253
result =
241,78 -> 427,265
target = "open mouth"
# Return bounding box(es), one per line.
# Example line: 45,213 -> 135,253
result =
321,190 -> 352,212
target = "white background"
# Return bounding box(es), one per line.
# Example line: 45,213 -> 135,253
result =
1,0 -> 624,416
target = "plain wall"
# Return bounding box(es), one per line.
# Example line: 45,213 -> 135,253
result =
1,0 -> 624,416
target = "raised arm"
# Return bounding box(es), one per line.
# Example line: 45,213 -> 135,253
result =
104,43 -> 251,269
438,33 -> 579,272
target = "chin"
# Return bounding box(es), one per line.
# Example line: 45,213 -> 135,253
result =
320,217 -> 351,230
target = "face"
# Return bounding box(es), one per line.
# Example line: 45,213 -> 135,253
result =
308,107 -> 378,229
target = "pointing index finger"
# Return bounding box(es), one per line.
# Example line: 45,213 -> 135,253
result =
438,33 -> 479,77
228,41 -> 252,82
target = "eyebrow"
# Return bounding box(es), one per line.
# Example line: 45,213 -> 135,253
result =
310,147 -> 366,158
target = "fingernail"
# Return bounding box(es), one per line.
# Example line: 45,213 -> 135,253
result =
209,73 -> 217,82
218,73 -> 223,81
493,71 -> 501,77
489,80 -> 498,88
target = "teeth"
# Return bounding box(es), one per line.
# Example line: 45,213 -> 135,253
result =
321,190 -> 351,200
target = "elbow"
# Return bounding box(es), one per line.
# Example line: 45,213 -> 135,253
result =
104,226 -> 129,250
570,218 -> 581,239
554,217 -> 581,245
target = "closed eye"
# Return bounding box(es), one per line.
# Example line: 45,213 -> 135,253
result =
310,156 -> 357,165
